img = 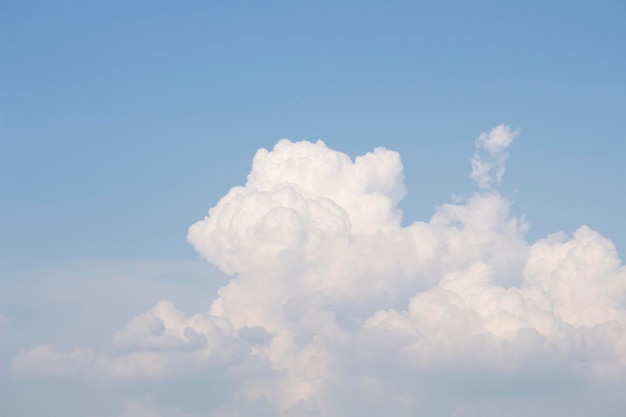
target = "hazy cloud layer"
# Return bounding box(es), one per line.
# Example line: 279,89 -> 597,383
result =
113,398 -> 203,417
13,126 -> 626,416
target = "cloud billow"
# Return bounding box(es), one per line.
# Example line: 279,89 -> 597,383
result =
470,124 -> 519,189
13,127 -> 626,416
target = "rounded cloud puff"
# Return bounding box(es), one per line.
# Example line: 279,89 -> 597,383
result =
188,139 -> 406,276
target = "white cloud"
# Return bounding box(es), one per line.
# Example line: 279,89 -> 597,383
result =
470,124 -> 520,189
12,128 -> 626,416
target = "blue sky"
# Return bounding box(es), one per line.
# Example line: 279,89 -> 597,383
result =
3,0 -> 625,260
2,1 -> 626,416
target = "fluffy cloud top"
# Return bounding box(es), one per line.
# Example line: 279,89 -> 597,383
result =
470,124 -> 519,189
13,128 -> 626,416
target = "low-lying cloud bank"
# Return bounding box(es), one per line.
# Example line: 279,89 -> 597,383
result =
14,126 -> 626,416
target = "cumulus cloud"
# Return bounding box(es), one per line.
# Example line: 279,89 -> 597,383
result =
470,124 -> 519,189
13,128 -> 626,416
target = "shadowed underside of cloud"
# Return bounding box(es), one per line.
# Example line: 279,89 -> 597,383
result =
13,125 -> 626,416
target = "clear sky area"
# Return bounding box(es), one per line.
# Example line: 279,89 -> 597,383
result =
2,1 -> 626,416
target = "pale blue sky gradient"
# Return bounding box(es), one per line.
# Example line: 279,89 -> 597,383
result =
2,0 -> 625,261
2,2 -> 626,416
